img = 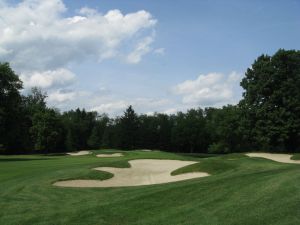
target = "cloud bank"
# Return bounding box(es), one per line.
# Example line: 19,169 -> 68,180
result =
0,0 -> 243,115
173,72 -> 242,107
0,0 -> 160,109
0,0 -> 157,71
20,68 -> 76,89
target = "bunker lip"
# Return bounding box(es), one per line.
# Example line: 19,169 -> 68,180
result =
67,151 -> 92,156
96,153 -> 123,158
67,151 -> 91,156
53,159 -> 209,188
246,153 -> 300,164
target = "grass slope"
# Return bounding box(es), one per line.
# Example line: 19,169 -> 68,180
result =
1,150 -> 300,225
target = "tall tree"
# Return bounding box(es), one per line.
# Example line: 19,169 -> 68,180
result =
240,49 -> 300,151
156,113 -> 173,151
88,114 -> 109,149
0,62 -> 23,152
30,109 -> 64,153
171,109 -> 207,153
62,109 -> 97,150
205,106 -> 244,153
21,87 -> 48,151
102,118 -> 122,149
119,106 -> 139,150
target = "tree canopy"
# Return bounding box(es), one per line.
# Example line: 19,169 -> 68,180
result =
1,49 -> 300,154
0,63 -> 23,151
240,49 -> 300,151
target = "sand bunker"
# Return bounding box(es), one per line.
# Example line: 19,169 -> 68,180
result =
54,159 -> 209,188
96,153 -> 123,158
67,151 -> 91,156
246,153 -> 300,164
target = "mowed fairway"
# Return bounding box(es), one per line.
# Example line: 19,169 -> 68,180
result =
1,150 -> 300,225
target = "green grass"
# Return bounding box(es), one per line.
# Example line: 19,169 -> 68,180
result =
1,150 -> 300,225
171,158 -> 237,175
291,153 -> 300,160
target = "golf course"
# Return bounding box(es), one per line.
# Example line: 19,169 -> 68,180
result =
1,1 -> 300,224
1,150 -> 300,225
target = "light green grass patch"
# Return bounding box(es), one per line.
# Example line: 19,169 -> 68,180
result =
1,150 -> 300,225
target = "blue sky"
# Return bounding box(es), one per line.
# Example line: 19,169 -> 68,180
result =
1,0 -> 300,115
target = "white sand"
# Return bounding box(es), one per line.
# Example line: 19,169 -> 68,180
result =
96,153 -> 123,158
140,149 -> 152,152
67,151 -> 91,156
246,153 -> 300,164
54,159 -> 209,188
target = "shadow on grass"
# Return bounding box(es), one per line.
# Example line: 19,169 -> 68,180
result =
177,153 -> 221,159
43,153 -> 67,156
0,158 -> 54,162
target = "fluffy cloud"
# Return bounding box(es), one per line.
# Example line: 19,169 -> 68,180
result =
173,72 -> 242,107
0,0 -> 157,71
0,0 -> 160,108
126,36 -> 154,64
47,90 -> 77,103
134,98 -> 170,109
20,68 -> 76,89
90,97 -> 171,116
163,108 -> 178,115
90,100 -> 128,115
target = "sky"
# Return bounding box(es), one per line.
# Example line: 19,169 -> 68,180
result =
1,0 -> 300,116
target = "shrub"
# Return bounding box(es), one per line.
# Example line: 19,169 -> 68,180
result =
208,142 -> 229,154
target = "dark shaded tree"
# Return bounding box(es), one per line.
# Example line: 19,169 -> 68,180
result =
156,113 -> 173,151
205,106 -> 244,153
1,49 -> 300,154
61,109 -> 97,151
119,106 -> 139,150
171,109 -> 207,153
20,87 -> 48,151
0,63 -> 23,152
240,49 -> 300,152
30,108 -> 64,153
102,118 -> 122,149
88,114 -> 109,149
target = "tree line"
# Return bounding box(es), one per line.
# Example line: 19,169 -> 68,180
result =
1,49 -> 300,154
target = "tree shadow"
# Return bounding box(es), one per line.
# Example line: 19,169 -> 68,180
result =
177,153 -> 220,158
0,158 -> 54,162
42,153 -> 67,156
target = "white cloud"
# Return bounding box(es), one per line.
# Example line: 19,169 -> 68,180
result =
0,0 -> 162,112
163,108 -> 178,115
89,97 -> 172,116
90,100 -> 128,115
173,72 -> 242,107
78,7 -> 97,16
20,68 -> 76,89
48,90 -> 76,103
145,111 -> 155,116
47,89 -> 91,108
0,0 -> 157,71
126,35 -> 154,64
134,98 -> 170,108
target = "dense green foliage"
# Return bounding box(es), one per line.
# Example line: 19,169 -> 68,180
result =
0,49 -> 299,153
240,49 -> 300,151
0,63 -> 23,152
1,150 -> 300,225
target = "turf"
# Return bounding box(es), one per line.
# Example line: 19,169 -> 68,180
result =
1,150 -> 300,225
291,153 -> 300,160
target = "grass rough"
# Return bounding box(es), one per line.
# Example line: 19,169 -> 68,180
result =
1,150 -> 300,225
